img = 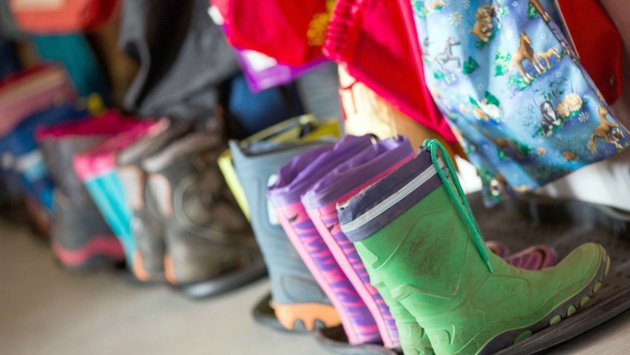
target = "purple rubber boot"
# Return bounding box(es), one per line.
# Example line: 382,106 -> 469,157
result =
267,135 -> 382,346
301,136 -> 414,349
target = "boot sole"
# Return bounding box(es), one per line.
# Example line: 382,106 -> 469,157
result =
252,292 -> 341,333
170,256 -> 268,299
52,237 -> 125,270
315,325 -> 400,355
482,245 -> 610,354
131,251 -> 164,283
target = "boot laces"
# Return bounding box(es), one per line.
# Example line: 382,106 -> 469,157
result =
424,139 -> 494,273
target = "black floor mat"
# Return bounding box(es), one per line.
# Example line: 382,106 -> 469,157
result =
475,193 -> 630,354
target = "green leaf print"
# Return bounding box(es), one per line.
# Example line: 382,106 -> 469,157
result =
494,48 -> 511,77
507,75 -> 533,91
475,30 -> 497,49
527,2 -> 538,19
484,92 -> 501,107
469,96 -> 481,108
434,70 -> 446,81
516,141 -> 532,156
413,1 -> 427,18
462,57 -> 480,75
497,148 -> 508,160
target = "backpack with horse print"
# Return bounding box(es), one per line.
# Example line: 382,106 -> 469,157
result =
411,0 -> 629,205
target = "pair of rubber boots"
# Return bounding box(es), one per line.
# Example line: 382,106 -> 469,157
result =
265,134 -> 564,351
335,139 -> 610,354
116,119 -> 265,297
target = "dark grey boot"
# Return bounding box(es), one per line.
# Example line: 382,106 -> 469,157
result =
142,130 -> 266,298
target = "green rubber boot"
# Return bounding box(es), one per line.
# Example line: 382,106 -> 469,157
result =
367,262 -> 434,354
339,140 -> 610,355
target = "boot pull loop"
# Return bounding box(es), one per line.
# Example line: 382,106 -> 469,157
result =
423,139 -> 494,273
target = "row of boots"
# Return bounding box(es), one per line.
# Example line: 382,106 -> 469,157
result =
226,121 -> 610,354
15,107 -> 267,298
3,105 -> 612,353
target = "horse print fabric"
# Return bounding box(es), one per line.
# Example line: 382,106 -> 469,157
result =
411,0 -> 630,205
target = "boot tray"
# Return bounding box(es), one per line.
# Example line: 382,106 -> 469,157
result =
476,192 -> 630,354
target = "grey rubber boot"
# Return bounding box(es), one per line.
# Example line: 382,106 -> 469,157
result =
230,138 -> 340,331
39,136 -> 122,270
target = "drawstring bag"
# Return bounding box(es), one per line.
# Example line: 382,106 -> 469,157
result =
211,0 -> 333,66
324,0 -> 457,144
412,0 -> 629,205
8,0 -> 120,34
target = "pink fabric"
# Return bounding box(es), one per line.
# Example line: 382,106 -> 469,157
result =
9,0 -> 121,34
73,119 -> 162,181
211,0 -> 330,66
36,110 -> 138,141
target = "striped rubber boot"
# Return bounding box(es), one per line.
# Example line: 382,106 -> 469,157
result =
268,135 -> 383,345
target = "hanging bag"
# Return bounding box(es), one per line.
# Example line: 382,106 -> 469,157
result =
412,0 -> 629,205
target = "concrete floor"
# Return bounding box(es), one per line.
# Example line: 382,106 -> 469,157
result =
1,219 -> 630,355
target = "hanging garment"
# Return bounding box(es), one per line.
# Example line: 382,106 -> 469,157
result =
120,0 -> 239,120
208,5 -> 327,93
295,62 -> 342,120
211,0 -> 332,66
531,0 -> 630,212
8,0 -> 120,34
233,50 -> 327,94
324,0 -> 456,144
412,0 -> 630,205
34,33 -> 110,100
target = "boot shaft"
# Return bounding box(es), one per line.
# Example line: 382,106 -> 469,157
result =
230,137 -> 331,305
267,135 -> 383,345
37,111 -> 139,204
301,136 -> 414,348
143,131 -> 250,240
